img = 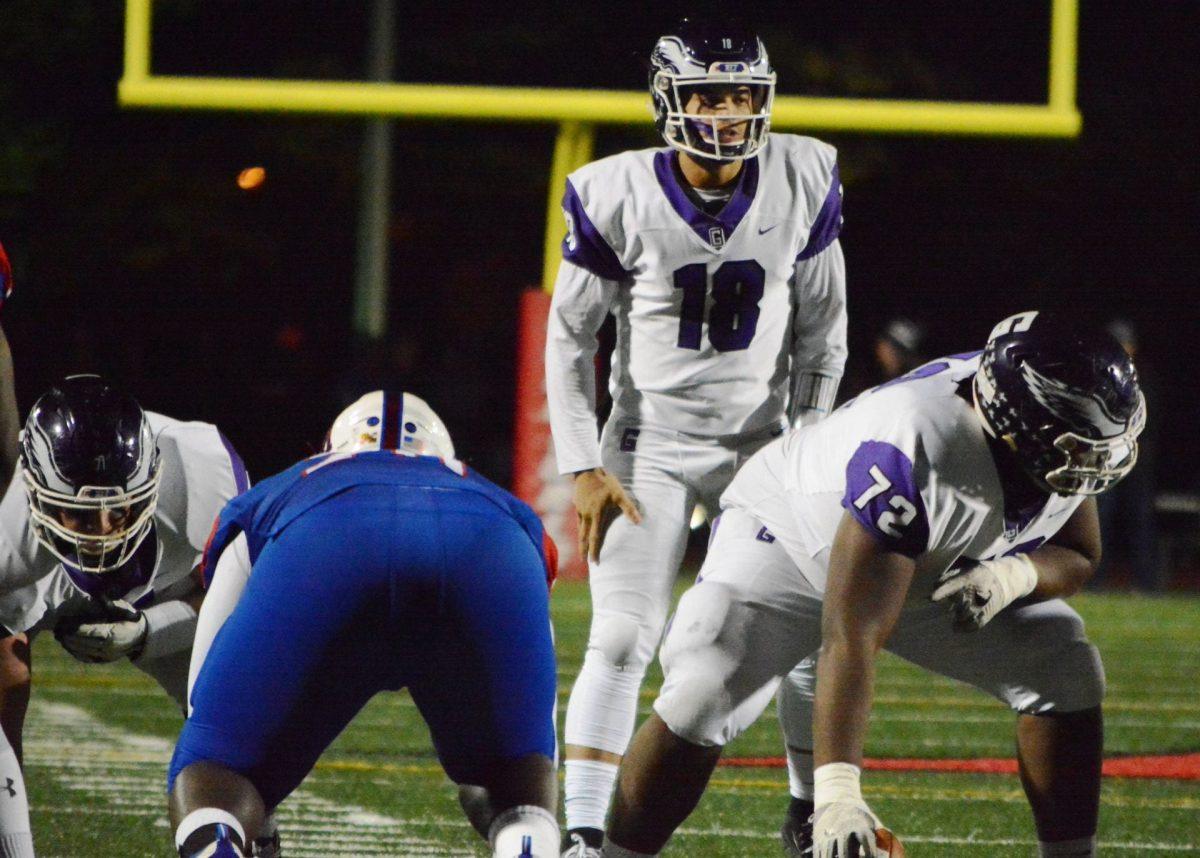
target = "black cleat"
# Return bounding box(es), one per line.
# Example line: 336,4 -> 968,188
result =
561,827 -> 604,858
780,797 -> 814,856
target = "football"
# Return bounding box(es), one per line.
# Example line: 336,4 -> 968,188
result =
875,827 -> 906,857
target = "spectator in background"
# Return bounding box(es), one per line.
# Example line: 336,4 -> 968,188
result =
874,317 -> 927,381
1095,319 -> 1161,590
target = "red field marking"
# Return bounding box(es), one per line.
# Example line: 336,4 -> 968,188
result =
720,754 -> 1200,780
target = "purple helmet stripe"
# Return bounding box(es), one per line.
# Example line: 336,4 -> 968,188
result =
381,391 -> 402,450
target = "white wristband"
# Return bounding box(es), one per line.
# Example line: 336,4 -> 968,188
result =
995,553 -> 1039,603
814,762 -> 863,809
137,600 -> 198,661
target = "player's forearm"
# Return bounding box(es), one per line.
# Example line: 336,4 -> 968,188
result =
135,599 -> 199,661
814,637 -> 877,768
791,241 -> 848,380
544,263 -> 616,473
1028,543 -> 1099,600
1028,498 -> 1101,599
789,371 -> 841,426
544,346 -> 603,473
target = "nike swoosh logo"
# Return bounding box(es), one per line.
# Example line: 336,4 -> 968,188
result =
758,224 -> 779,235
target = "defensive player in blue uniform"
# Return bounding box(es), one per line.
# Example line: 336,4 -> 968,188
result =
168,392 -> 560,858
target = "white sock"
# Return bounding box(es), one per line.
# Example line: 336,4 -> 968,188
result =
0,833 -> 35,858
777,657 -> 817,801
564,759 -> 620,832
0,741 -> 33,858
174,808 -> 246,856
564,649 -> 645,830
1038,835 -> 1096,857
488,805 -> 558,858
601,836 -> 657,857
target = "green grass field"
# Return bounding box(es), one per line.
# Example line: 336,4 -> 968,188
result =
24,583 -> 1200,856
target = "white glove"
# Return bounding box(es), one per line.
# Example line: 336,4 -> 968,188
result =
931,553 -> 1039,631
55,599 -> 148,663
812,799 -> 880,858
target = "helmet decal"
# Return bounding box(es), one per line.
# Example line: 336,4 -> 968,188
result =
974,312 -> 1146,496
1020,362 -> 1129,438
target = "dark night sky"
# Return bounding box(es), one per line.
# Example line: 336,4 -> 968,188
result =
0,2 -> 1196,492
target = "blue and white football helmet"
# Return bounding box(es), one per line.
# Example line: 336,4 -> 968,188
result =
326,391 -> 455,459
973,311 -> 1147,496
650,19 -> 776,161
20,375 -> 161,574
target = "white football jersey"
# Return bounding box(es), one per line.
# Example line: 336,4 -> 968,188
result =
723,352 -> 1084,600
546,133 -> 848,474
0,413 -> 247,634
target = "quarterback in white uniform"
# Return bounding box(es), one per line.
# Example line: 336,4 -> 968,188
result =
545,19 -> 847,854
0,376 -> 247,858
602,313 -> 1147,858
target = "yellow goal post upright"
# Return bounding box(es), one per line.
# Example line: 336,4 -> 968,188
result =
117,0 -> 1080,575
120,0 -> 1080,294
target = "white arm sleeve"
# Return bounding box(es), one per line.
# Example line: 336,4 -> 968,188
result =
186,532 -> 251,713
789,239 -> 848,427
544,260 -> 618,474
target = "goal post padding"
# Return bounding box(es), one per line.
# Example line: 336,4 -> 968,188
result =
513,288 -> 587,580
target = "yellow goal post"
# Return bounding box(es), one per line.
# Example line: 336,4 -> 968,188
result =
118,0 -> 1080,292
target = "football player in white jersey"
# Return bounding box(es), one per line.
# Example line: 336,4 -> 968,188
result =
601,312 -> 1146,858
0,376 -> 249,858
545,18 -> 847,856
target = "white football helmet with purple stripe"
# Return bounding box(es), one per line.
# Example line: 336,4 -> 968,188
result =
326,391 -> 455,459
650,19 -> 776,161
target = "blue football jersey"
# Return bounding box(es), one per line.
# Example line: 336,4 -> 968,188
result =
201,451 -> 557,587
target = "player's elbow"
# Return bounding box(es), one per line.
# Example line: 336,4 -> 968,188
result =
1064,547 -> 1101,596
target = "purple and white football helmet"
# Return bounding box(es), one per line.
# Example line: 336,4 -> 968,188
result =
973,311 -> 1147,496
21,375 -> 161,574
649,19 -> 776,161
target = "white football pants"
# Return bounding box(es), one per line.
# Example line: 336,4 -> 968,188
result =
655,508 -> 1107,748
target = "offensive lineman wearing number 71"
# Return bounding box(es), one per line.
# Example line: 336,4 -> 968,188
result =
544,18 -> 847,857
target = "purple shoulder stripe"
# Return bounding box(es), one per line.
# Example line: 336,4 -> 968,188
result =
219,431 -> 250,494
841,440 -> 929,557
797,162 -> 843,262
561,179 -> 630,282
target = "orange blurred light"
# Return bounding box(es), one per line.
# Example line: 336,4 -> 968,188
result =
237,166 -> 266,190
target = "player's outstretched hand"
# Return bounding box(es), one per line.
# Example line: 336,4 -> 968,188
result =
573,467 -> 641,562
812,799 -> 879,858
54,599 -> 148,663
930,554 -> 1039,632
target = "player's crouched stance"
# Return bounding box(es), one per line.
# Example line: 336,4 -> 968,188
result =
601,313 -> 1146,858
0,376 -> 246,858
168,392 -> 560,858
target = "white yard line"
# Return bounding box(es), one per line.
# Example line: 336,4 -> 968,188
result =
25,699 -> 477,857
22,700 -> 1198,855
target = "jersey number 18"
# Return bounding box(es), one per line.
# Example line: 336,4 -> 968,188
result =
673,260 -> 765,352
